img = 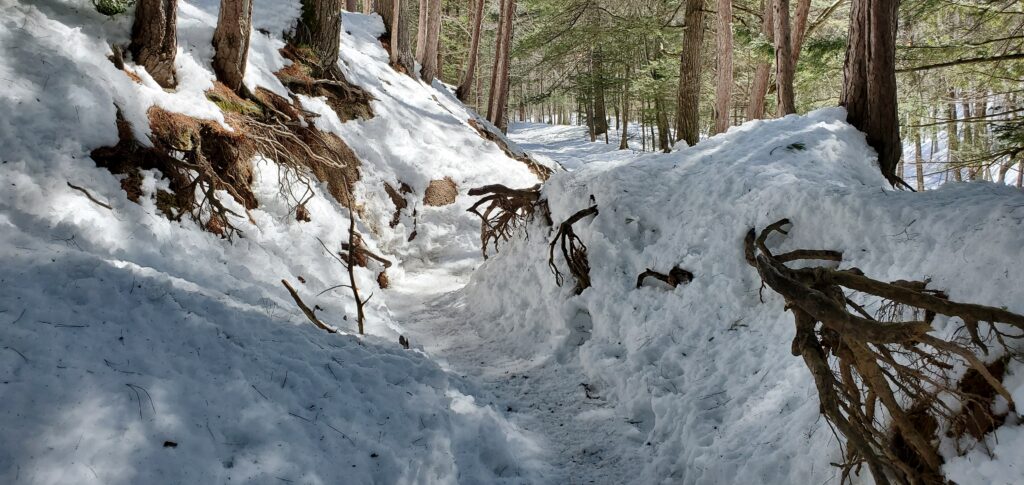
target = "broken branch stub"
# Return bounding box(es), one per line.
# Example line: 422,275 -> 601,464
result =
744,219 -> 1024,485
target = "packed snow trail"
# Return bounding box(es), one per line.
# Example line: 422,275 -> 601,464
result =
387,124 -> 646,484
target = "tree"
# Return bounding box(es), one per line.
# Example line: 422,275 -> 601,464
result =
487,0 -> 516,132
713,0 -> 733,134
746,0 -> 774,120
619,65 -> 631,150
456,0 -> 485,101
375,0 -> 414,74
417,0 -> 442,83
212,0 -> 254,94
774,0 -> 795,115
130,0 -> 177,89
295,0 -> 344,78
675,0 -> 705,146
346,0 -> 357,11
840,0 -> 902,185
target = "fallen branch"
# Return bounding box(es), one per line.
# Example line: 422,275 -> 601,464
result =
281,279 -> 337,333
67,182 -> 113,210
548,205 -> 598,295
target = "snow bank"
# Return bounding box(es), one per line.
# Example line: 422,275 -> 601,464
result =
0,0 -> 549,483
469,109 -> 1024,484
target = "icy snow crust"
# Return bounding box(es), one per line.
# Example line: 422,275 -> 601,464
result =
472,112 -> 1024,484
0,0 -> 549,483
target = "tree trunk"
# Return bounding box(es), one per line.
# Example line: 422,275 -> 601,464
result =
840,0 -> 901,184
713,0 -> 733,134
487,0 -> 515,132
675,0 -> 705,146
130,0 -> 177,89
417,0 -> 441,83
747,0 -> 774,120
946,88 -> 961,182
391,0 -> 415,74
656,97 -> 670,152
212,0 -> 254,94
296,0 -> 344,78
914,122 -> 925,191
363,0 -> 373,14
456,0 -> 484,100
774,0 -> 795,115
790,0 -> 811,67
346,0 -> 357,11
619,66 -> 630,150
592,50 -> 609,136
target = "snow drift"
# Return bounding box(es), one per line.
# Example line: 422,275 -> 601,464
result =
466,109 -> 1024,484
0,0 -> 550,483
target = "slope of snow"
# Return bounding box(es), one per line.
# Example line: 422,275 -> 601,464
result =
469,110 -> 1024,484
0,1 -> 550,483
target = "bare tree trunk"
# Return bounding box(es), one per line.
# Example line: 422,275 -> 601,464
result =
675,0 -> 705,146
713,0 -> 733,134
747,0 -> 774,120
346,0 -> 357,10
296,0 -> 344,78
418,0 -> 441,83
456,0 -> 484,100
1017,159 -> 1023,188
212,0 -> 254,94
131,0 -> 177,89
774,0 -> 795,115
592,49 -> 609,136
840,0 -> 901,184
391,0 -> 415,75
914,122 -> 925,191
790,0 -> 811,66
487,0 -> 515,132
619,66 -> 631,150
363,0 -> 373,14
946,88 -> 961,182
656,97 -> 670,152
416,0 -> 427,60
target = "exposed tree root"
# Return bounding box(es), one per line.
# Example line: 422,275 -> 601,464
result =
467,184 -> 550,258
276,44 -> 374,123
548,206 -> 598,295
744,219 -> 1024,485
636,266 -> 694,289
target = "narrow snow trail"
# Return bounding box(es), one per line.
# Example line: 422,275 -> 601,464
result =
388,125 -> 646,484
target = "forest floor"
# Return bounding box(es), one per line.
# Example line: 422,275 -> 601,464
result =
391,124 -> 644,484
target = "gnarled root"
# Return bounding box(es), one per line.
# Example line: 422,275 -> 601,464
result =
636,267 -> 694,289
744,219 -> 1024,485
548,206 -> 598,295
467,184 -> 550,258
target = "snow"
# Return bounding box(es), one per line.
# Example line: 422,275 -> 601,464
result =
1,0 -> 1023,484
0,1 -> 549,483
465,110 -> 1024,484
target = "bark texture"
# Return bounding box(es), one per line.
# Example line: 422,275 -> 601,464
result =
746,0 -> 774,120
390,0 -> 415,74
130,0 -> 178,89
675,0 -> 705,146
456,0 -> 484,101
417,0 -> 442,82
487,0 -> 516,133
713,0 -> 733,134
840,0 -> 902,184
212,0 -> 254,93
296,0 -> 344,77
774,0 -> 795,115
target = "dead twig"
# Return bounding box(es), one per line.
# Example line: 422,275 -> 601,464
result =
281,279 -> 337,333
66,182 -> 113,210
